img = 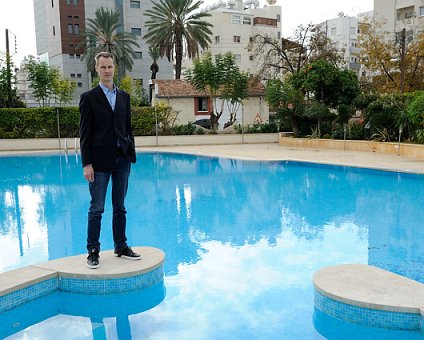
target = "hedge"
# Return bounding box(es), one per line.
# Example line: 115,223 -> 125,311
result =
0,106 -> 165,139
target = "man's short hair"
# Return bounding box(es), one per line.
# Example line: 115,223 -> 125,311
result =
95,52 -> 114,65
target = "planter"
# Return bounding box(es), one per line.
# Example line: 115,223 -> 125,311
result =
279,135 -> 424,161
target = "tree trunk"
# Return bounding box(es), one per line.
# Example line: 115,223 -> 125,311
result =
175,34 -> 183,79
291,113 -> 300,136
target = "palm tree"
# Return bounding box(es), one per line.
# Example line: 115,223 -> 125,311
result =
148,45 -> 160,79
144,0 -> 213,79
78,7 -> 139,77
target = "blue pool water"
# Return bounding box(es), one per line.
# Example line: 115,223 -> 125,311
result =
1,152 -> 424,339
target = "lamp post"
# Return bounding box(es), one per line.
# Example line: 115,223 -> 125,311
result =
5,29 -> 12,107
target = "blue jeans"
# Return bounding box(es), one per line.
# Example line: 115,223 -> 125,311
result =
87,153 -> 131,253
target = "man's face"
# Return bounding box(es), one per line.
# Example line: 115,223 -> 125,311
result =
95,56 -> 115,84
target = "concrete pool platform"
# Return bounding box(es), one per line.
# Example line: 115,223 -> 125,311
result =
0,247 -> 165,312
314,264 -> 424,331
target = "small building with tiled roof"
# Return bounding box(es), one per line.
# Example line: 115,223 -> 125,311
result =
151,79 -> 269,130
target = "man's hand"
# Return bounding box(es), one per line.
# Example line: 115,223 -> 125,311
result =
83,164 -> 94,182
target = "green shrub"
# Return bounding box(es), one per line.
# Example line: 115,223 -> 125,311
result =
0,107 -> 79,138
413,129 -> 424,144
349,121 -> 365,140
242,122 -> 279,133
171,123 -> 206,135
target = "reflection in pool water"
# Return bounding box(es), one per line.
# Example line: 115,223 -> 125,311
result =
1,152 -> 424,339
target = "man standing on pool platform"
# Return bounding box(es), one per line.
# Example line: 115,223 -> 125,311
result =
79,51 -> 140,269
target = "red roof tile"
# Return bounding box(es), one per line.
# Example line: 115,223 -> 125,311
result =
153,79 -> 265,98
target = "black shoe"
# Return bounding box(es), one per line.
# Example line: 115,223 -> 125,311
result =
87,249 -> 100,269
114,246 -> 141,261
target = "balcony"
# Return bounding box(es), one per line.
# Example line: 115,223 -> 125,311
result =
253,17 -> 277,27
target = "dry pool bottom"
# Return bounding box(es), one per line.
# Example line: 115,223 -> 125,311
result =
0,246 -> 165,338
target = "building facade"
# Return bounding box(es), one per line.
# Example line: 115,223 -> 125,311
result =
320,14 -> 362,74
317,11 -> 372,77
183,0 -> 281,77
374,0 -> 424,38
151,79 -> 269,129
33,0 -> 173,105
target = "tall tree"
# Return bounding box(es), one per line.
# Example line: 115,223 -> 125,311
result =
78,7 -> 139,77
148,45 -> 160,79
144,0 -> 212,79
0,53 -> 23,108
25,58 -> 60,107
185,52 -> 248,130
357,18 -> 424,92
265,79 -> 304,136
248,23 -> 344,79
292,60 -> 359,136
53,78 -> 77,106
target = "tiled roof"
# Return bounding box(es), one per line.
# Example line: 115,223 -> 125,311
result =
153,79 -> 265,98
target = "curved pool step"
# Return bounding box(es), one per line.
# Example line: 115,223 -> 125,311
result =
0,246 -> 165,312
313,264 -> 424,331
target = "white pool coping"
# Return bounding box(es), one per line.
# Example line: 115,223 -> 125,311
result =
0,247 -> 165,297
314,264 -> 424,315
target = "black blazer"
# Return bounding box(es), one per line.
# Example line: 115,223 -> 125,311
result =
79,85 -> 136,172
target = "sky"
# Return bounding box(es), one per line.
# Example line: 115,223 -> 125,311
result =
0,0 -> 373,66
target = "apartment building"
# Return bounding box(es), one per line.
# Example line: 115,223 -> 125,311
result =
320,14 -> 362,74
316,11 -> 372,77
33,0 -> 173,105
374,0 -> 424,40
183,0 -> 282,77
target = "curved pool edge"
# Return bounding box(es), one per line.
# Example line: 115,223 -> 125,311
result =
313,264 -> 424,332
0,246 -> 165,312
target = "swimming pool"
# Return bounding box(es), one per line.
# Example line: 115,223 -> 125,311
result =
1,152 -> 424,339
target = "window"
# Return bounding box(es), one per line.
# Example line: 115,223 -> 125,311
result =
131,28 -> 142,36
77,82 -> 82,88
249,55 -> 254,61
277,31 -> 281,40
66,0 -> 71,4
73,0 -> 78,5
215,36 -> 220,44
70,73 -> 76,78
420,6 -> 424,16
68,24 -> 73,34
133,52 -> 142,59
53,26 -> 55,36
74,15 -> 79,20
68,15 -> 72,20
233,35 -> 241,43
69,54 -> 75,59
276,14 -> 281,22
243,17 -> 251,25
76,54 -> 81,59
232,15 -> 241,24
77,74 -> 82,78
51,0 -> 54,7
234,54 -> 241,63
197,97 -> 208,112
330,27 -> 336,35
130,0 -> 141,8
350,27 -> 356,35
74,24 -> 79,34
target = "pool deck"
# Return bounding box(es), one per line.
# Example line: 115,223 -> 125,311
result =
137,143 -> 424,174
1,142 -> 424,328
